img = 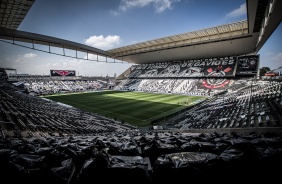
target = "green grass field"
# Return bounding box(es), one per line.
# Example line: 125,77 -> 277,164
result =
43,90 -> 205,127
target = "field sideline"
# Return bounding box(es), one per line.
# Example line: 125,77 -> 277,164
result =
43,90 -> 206,127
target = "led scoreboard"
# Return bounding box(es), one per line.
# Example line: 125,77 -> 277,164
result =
236,55 -> 259,76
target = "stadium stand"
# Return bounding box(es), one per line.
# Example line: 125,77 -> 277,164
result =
1,60 -> 282,184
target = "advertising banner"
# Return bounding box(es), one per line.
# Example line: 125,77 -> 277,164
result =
50,70 -> 76,77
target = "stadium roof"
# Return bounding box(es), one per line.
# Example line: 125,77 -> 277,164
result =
0,0 -> 281,64
108,20 -> 251,63
0,0 -> 34,29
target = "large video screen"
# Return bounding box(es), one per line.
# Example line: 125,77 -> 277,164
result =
50,70 -> 76,77
236,55 -> 259,76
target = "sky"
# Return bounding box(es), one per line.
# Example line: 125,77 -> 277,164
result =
0,0 -> 281,77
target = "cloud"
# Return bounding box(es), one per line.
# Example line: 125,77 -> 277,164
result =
112,0 -> 180,15
110,10 -> 119,16
272,52 -> 282,62
84,35 -> 121,50
11,53 -> 37,63
226,3 -> 246,18
24,53 -> 37,58
260,52 -> 282,70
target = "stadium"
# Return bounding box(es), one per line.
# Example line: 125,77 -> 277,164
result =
0,0 -> 282,183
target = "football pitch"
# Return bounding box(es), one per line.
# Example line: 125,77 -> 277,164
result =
43,91 -> 206,127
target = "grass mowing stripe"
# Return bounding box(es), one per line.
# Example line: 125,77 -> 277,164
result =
44,91 -> 206,127
81,105 -> 146,121
106,92 -> 182,102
